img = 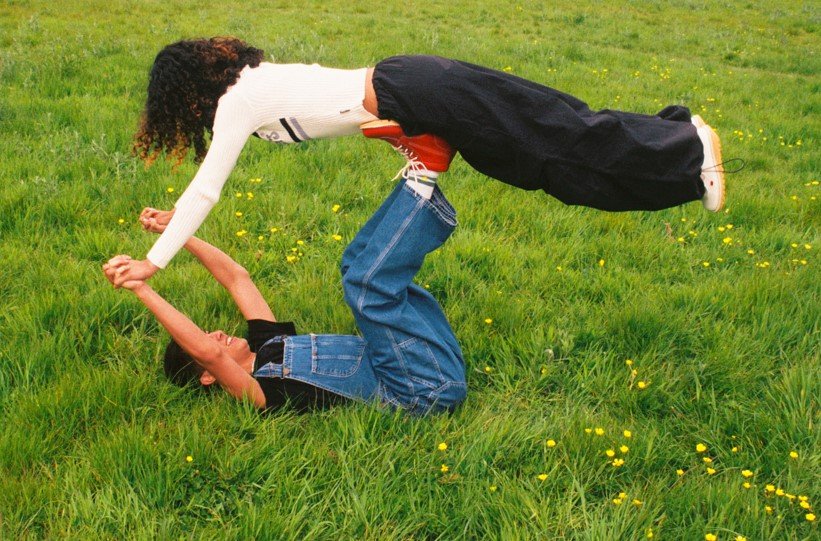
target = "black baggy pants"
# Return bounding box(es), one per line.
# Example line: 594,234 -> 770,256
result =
372,55 -> 705,212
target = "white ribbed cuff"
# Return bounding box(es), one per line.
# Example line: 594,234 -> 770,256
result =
146,192 -> 217,268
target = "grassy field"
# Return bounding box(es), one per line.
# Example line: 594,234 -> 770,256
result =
0,0 -> 818,538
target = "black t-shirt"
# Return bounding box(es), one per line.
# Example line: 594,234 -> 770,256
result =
246,319 -> 347,412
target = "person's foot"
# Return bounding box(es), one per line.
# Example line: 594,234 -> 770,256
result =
361,120 -> 456,172
696,123 -> 726,212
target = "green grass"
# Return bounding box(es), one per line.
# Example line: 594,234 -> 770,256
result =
1,0 -> 819,538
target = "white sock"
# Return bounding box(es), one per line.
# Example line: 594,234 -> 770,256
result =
405,169 -> 438,199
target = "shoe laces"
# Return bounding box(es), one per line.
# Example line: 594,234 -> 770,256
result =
703,158 -> 746,174
390,142 -> 428,181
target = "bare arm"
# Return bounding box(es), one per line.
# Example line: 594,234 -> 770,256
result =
183,236 -> 276,321
137,216 -> 277,322
104,257 -> 266,408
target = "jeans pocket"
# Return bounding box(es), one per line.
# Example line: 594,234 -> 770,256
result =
311,335 -> 366,377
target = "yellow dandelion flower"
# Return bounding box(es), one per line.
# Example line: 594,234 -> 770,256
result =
646,528 -> 654,539
741,470 -> 753,478
696,443 -> 708,453
743,482 -> 751,489
746,249 -> 755,255
618,492 -> 627,499
484,318 -> 493,324
235,192 -> 243,198
537,473 -> 548,481
637,381 -> 649,389
598,259 -> 605,267
706,467 -> 717,475
625,359 -> 633,366
799,495 -> 808,502
702,261 -> 710,267
632,499 -> 643,507
546,439 -> 557,448
185,455 -> 193,463
595,427 -> 605,436
488,485 -> 498,493
677,469 -> 685,476
765,505 -> 773,514
585,428 -> 593,434
620,445 -> 629,454
732,446 -> 739,452
235,211 -> 243,217
765,484 -> 775,493
806,513 -> 816,522
623,430 -> 632,438
805,244 -> 812,250
257,235 -> 264,241
718,226 -> 726,232
440,464 -> 449,473
296,240 -> 305,246
246,192 -> 254,199
117,218 -> 125,224
789,451 -> 799,459
437,442 -> 447,451
166,187 -> 174,193
703,457 -> 713,464
332,204 -> 341,213
556,265 -> 563,271
332,234 -> 342,241
484,366 -> 493,373
631,369 -> 638,377
606,449 -> 616,458
705,533 -> 717,541
791,243 -> 799,248
612,498 -> 623,505
735,536 -> 746,541
612,458 -> 625,467
270,227 -> 279,233
726,224 -> 733,229
800,501 -> 810,509
776,489 -> 785,496
235,229 -> 247,237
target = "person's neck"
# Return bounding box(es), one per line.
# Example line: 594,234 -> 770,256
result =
239,352 -> 257,375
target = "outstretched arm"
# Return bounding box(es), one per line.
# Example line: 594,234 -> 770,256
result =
112,92 -> 258,286
184,236 -> 276,322
103,256 -> 267,408
136,214 -> 276,322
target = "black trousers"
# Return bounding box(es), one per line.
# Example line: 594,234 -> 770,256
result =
373,55 -> 705,212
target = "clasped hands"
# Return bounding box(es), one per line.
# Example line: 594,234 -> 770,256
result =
103,207 -> 174,288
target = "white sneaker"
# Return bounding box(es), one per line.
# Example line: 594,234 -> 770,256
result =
697,124 -> 725,212
691,114 -> 707,129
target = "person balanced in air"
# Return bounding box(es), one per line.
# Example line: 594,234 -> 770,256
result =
113,36 -> 727,286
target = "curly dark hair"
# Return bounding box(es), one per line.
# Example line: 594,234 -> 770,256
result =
134,37 -> 264,165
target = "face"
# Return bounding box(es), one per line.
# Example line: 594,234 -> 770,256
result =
205,330 -> 251,363
195,330 -> 253,387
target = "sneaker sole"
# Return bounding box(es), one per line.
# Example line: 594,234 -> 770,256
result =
705,124 -> 726,212
360,119 -> 401,130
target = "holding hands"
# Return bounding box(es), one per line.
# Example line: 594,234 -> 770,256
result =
104,206 -> 173,288
103,255 -> 147,291
139,207 -> 174,234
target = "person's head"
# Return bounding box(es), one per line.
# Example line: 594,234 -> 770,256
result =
163,330 -> 253,389
133,37 -> 264,166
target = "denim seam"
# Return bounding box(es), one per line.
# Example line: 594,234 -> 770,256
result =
388,328 -> 416,398
355,195 -> 425,313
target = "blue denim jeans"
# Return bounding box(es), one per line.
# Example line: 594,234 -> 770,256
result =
254,180 -> 466,414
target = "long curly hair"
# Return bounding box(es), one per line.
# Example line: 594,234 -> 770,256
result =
133,37 -> 264,165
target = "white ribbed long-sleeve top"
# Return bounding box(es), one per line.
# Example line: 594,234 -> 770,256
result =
146,62 -> 377,268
